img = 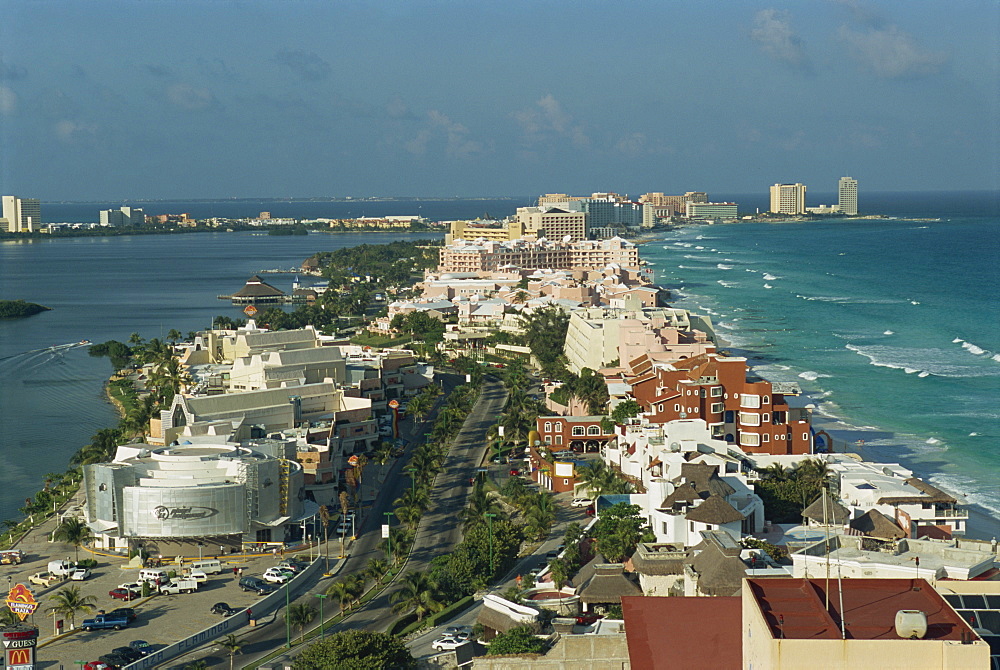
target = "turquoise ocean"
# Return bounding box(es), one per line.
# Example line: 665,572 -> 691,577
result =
645,194 -> 1000,538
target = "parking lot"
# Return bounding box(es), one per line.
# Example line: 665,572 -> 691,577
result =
4,546 -> 322,669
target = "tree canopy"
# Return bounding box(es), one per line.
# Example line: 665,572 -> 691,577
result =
292,631 -> 415,670
486,626 -> 547,656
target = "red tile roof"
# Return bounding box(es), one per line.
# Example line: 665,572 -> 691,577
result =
747,578 -> 976,641
621,595 -> 741,670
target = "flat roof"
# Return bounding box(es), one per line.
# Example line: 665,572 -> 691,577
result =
747,578 -> 977,641
622,595 -> 741,670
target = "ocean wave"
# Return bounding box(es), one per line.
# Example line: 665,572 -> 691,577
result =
884,330 -> 894,335
796,295 -> 908,304
926,473 -> 1000,519
762,273 -> 781,281
717,280 -> 738,288
763,284 -> 772,289
844,343 -> 1000,378
798,371 -> 831,381
695,246 -> 704,250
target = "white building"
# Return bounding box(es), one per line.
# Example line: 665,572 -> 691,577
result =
769,183 -> 807,215
1,195 -> 41,232
100,206 -> 145,227
84,440 -> 311,552
838,176 -> 858,215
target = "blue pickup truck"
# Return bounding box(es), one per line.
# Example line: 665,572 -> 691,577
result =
81,614 -> 131,631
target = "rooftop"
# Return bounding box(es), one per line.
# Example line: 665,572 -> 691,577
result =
622,595 -> 742,670
747,577 -> 977,641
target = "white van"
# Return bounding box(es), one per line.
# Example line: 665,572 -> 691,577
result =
182,570 -> 208,584
47,560 -> 75,577
139,568 -> 168,584
187,559 -> 223,575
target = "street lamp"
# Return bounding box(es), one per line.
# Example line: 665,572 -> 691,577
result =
285,580 -> 291,648
485,512 -> 497,578
406,466 -> 417,497
315,593 -> 328,639
383,511 -> 394,564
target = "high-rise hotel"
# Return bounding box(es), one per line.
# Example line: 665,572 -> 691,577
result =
769,183 -> 807,215
838,176 -> 858,215
0,196 -> 41,232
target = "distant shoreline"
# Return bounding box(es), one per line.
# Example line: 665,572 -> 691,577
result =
0,299 -> 51,318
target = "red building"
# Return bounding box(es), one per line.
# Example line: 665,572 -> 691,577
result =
625,353 -> 812,455
535,415 -> 615,452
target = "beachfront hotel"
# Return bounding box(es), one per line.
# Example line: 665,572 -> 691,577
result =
0,195 -> 41,232
769,183 -> 807,215
839,175 -> 858,215
437,236 -> 640,274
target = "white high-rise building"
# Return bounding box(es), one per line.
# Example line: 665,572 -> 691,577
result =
1,196 -> 41,232
838,176 -> 858,215
100,206 -> 145,227
769,183 -> 807,215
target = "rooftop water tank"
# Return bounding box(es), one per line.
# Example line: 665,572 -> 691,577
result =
895,610 -> 928,639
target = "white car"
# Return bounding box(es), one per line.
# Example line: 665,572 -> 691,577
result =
118,582 -> 143,592
571,498 -> 594,508
261,568 -> 291,584
431,636 -> 466,651
70,568 -> 92,581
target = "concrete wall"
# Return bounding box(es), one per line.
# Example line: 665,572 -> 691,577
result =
471,633 -> 630,670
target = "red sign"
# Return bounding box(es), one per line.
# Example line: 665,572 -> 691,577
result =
347,455 -> 359,467
388,399 -> 399,409
244,304 -> 258,317
5,584 -> 37,621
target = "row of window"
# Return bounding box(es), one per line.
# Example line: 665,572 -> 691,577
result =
739,431 -> 809,447
543,422 -> 607,436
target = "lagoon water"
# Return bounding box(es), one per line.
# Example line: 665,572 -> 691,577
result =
2,193 -> 998,537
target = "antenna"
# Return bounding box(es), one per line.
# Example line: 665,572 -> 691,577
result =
837,544 -> 846,639
824,483 -> 830,610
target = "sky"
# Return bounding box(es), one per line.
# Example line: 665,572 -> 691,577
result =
0,0 -> 997,200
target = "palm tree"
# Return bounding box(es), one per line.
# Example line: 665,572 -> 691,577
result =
394,487 -> 430,513
218,634 -> 242,670
525,494 -> 556,540
365,558 -> 389,586
379,526 -> 412,565
48,585 -> 97,628
405,394 -> 432,424
393,503 -> 423,530
53,517 -> 92,562
325,580 -> 354,615
389,571 -> 444,622
345,574 -> 367,609
548,558 -> 571,589
167,329 -> 182,345
285,603 -> 316,642
760,463 -> 789,482
459,488 -> 504,532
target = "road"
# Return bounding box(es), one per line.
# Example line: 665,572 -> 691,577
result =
166,372 -> 503,669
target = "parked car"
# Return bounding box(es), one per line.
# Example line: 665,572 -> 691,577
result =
509,468 -> 521,476
97,653 -> 132,668
0,550 -> 25,565
445,625 -> 474,637
70,568 -> 92,581
129,640 -> 153,656
276,561 -> 304,574
110,647 -> 144,664
239,576 -> 277,595
118,582 -> 143,593
81,614 -> 130,631
571,497 -> 594,508
108,608 -> 137,623
29,572 -> 62,587
109,588 -> 139,601
575,612 -> 603,625
181,569 -> 209,583
83,662 -> 112,670
431,636 -> 466,651
261,567 -> 291,584
211,602 -> 241,617
336,515 -> 355,535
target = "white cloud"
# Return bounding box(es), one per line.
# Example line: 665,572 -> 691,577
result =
404,129 -> 430,155
750,9 -> 810,71
167,82 -> 215,110
0,86 -> 16,114
614,133 -> 647,156
54,119 -> 98,143
427,110 -> 484,159
513,94 -> 589,147
839,24 -> 947,78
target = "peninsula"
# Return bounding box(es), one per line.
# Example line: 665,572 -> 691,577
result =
0,299 -> 50,318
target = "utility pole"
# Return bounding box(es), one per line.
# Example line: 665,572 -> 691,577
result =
384,511 -> 394,564
285,580 -> 291,648
407,466 -> 417,497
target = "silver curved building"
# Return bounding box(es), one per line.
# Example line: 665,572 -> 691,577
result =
84,441 -> 310,553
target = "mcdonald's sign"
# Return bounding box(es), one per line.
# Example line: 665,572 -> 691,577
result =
6,645 -> 33,669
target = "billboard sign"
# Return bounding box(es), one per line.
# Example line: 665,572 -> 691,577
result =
4,585 -> 37,621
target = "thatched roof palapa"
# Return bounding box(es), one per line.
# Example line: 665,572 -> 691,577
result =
801,491 -> 851,525
684,494 -> 745,526
849,509 -> 907,539
579,564 -> 642,604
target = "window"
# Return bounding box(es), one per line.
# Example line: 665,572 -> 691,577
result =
587,425 -> 601,436
739,412 -> 760,426
699,388 -> 707,398
741,394 -> 761,409
674,404 -> 681,412
762,414 -> 770,423
544,436 -> 551,444
762,434 -> 769,442
544,422 -> 552,433
763,396 -> 770,405
556,435 -> 563,445
711,402 -> 724,414
572,426 -> 585,436
658,404 -> 664,413
740,433 -> 761,447
710,424 -> 725,437
711,386 -> 723,397
803,432 -> 809,441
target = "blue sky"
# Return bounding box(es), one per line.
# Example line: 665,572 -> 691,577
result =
0,0 -> 996,200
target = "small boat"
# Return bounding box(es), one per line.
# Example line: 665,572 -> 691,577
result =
79,340 -> 90,345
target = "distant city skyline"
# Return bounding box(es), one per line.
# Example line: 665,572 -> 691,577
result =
0,1 -> 996,200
